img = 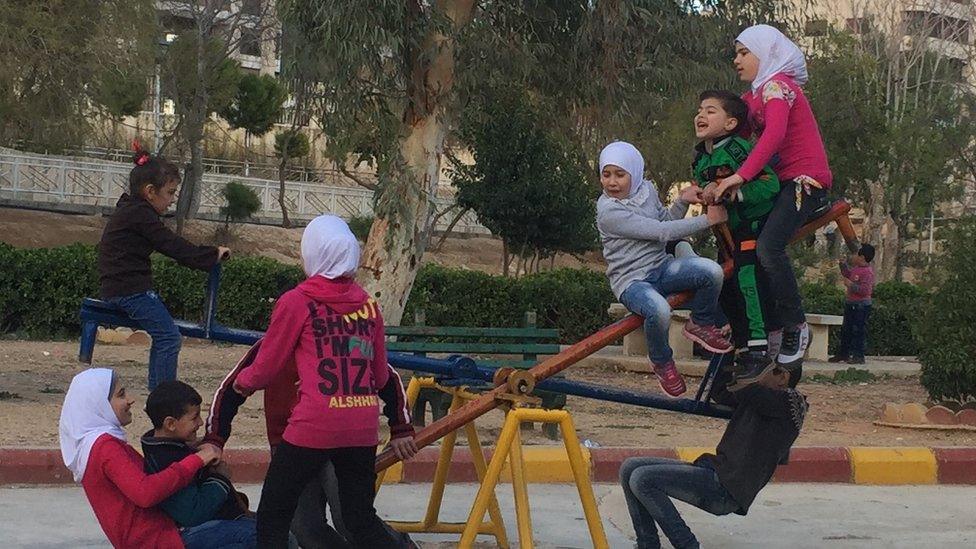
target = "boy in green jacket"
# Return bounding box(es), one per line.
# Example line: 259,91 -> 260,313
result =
693,90 -> 782,386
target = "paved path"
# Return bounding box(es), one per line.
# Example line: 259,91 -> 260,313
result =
1,483 -> 973,548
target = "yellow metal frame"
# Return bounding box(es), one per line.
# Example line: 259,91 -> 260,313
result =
377,376 -> 609,549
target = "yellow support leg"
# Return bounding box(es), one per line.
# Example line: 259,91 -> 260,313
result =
509,424 -> 534,547
459,408 -> 521,547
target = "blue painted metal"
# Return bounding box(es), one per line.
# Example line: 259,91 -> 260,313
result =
78,266 -> 733,419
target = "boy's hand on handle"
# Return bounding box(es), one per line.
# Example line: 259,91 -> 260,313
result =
705,204 -> 728,226
715,173 -> 745,201
388,436 -> 419,461
196,443 -> 222,466
701,182 -> 720,205
217,247 -> 232,261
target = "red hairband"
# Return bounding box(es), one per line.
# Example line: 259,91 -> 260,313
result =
132,139 -> 150,166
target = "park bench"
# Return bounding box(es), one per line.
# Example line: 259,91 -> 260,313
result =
388,310 -> 566,437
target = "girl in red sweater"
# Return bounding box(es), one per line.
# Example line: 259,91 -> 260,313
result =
233,214 -> 402,548
712,24 -> 833,373
59,368 -> 221,548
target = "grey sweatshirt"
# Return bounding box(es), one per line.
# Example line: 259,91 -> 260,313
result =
597,184 -> 710,298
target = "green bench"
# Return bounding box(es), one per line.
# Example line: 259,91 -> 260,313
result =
387,311 -> 565,438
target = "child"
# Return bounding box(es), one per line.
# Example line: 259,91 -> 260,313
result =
693,90 -> 780,385
830,244 -> 876,365
98,142 -> 230,390
231,214 -> 403,547
140,380 -> 256,546
597,141 -> 732,397
58,368 -> 222,548
712,24 -> 833,367
619,366 -> 807,549
205,340 -> 418,548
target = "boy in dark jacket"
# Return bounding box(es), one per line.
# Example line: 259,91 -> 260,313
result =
620,366 -> 807,549
140,381 -> 255,546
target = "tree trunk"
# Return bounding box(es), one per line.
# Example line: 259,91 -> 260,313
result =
431,207 -> 469,252
278,153 -> 291,228
502,239 -> 510,277
357,0 -> 476,324
863,180 -> 898,281
175,29 -> 211,236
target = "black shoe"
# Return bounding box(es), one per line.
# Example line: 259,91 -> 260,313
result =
828,355 -> 849,363
847,356 -> 865,365
729,351 -> 775,392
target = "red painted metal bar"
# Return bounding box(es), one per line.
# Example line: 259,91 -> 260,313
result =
376,200 -> 858,472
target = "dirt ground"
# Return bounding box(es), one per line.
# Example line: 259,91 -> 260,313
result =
0,207 -> 605,275
2,339 -> 973,449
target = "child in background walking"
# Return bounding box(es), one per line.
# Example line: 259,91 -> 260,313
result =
597,141 -> 732,397
97,142 -> 230,390
830,244 -> 876,365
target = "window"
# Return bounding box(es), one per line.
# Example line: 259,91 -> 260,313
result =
846,17 -> 872,35
904,11 -> 971,44
239,28 -> 262,57
804,19 -> 829,37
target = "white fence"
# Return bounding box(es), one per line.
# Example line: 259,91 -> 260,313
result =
0,151 -> 489,234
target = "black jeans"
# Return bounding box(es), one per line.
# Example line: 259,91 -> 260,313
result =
756,180 -> 827,329
256,443 -> 399,549
838,301 -> 872,359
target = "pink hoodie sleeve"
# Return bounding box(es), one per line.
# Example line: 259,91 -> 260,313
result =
371,304 -> 390,391
737,82 -> 791,181
235,291 -> 305,392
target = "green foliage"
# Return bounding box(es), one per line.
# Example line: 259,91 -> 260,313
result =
274,130 -> 311,160
165,34 -> 243,116
918,218 -> 976,402
219,182 -> 262,223
221,74 -> 288,136
347,215 -> 374,242
94,68 -> 150,120
0,0 -> 156,150
453,87 -> 598,262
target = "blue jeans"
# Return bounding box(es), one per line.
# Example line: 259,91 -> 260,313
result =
620,457 -> 739,549
838,301 -> 871,359
619,257 -> 725,364
107,290 -> 181,390
181,517 -> 257,549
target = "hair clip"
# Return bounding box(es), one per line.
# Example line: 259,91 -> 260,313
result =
136,153 -> 150,166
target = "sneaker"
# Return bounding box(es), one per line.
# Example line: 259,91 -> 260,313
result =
828,355 -> 849,363
683,321 -> 733,354
777,323 -> 810,364
728,351 -> 776,392
767,329 -> 783,359
651,360 -> 687,397
847,356 -> 865,365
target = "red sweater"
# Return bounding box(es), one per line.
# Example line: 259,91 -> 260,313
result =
235,276 -> 390,449
81,434 -> 204,549
738,74 -> 833,189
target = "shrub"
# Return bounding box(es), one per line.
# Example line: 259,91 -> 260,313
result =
918,219 -> 976,402
220,182 -> 262,224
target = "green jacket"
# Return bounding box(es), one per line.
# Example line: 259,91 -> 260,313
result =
692,136 -> 780,230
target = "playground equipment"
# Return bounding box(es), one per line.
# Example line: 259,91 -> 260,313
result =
77,199 -> 859,548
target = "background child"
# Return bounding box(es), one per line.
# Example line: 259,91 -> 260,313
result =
597,141 -> 731,397
693,90 -> 780,385
619,366 -> 807,549
140,380 -> 255,547
98,143 -> 230,391
830,244 -> 876,365
231,214 -> 402,547
58,368 -> 221,548
714,24 -> 833,367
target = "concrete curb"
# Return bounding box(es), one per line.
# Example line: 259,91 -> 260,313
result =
3,446 -> 974,486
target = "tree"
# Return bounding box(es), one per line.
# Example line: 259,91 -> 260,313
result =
452,87 -> 597,276
158,0 -> 279,234
0,0 -> 156,151
221,73 -> 288,175
220,181 -> 262,228
273,129 -> 310,228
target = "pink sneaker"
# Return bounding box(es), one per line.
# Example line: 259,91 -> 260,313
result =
651,360 -> 687,397
683,321 -> 733,354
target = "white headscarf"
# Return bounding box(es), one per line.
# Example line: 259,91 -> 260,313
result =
599,141 -> 649,199
301,214 -> 361,279
59,368 -> 127,483
736,24 -> 808,91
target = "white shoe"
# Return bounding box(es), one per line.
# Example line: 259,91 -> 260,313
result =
777,323 -> 810,364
